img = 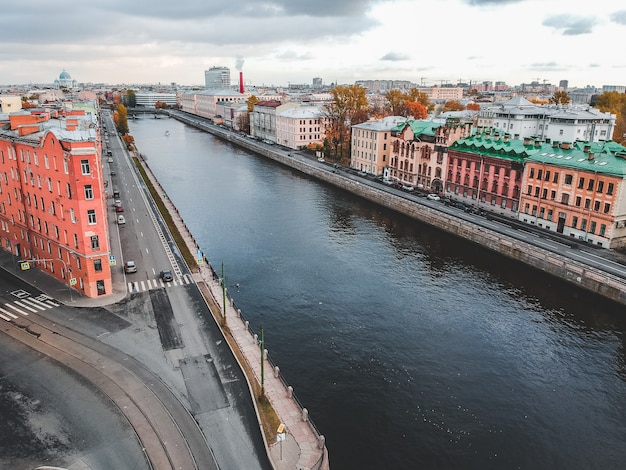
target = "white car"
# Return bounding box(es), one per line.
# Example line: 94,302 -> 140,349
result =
117,214 -> 126,225
401,184 -> 415,192
426,193 -> 441,201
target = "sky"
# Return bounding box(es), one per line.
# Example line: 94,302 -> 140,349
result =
1,0 -> 625,89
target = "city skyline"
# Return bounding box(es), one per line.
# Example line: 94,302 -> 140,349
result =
2,0 -> 626,89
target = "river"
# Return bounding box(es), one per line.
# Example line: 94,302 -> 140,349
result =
129,115 -> 626,470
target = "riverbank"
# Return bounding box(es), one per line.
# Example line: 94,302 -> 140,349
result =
131,150 -> 330,470
167,111 -> 626,307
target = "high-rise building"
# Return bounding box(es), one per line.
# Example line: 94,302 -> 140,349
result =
204,66 -> 231,89
559,80 -> 569,90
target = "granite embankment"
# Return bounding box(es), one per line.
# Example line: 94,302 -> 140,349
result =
169,112 -> 626,307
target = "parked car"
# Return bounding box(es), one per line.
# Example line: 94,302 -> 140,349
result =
317,157 -> 325,163
401,184 -> 415,192
392,181 -> 403,189
160,270 -> 173,282
107,157 -> 114,163
426,193 -> 441,201
115,204 -> 124,213
453,201 -> 468,211
124,260 -> 137,273
117,214 -> 126,225
382,178 -> 393,185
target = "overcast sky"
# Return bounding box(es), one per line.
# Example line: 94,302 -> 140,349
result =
2,0 -> 625,88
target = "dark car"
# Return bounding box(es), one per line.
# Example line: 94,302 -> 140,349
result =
160,270 -> 173,282
453,201 -> 468,211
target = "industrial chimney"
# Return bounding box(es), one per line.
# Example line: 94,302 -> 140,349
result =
239,72 -> 244,94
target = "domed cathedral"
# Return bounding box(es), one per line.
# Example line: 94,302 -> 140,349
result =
54,69 -> 77,89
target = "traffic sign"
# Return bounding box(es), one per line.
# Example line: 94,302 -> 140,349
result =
20,262 -> 30,270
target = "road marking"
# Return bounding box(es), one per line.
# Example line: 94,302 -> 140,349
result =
26,297 -> 57,309
5,304 -> 29,316
11,289 -> 30,299
0,307 -> 19,318
13,301 -> 38,313
0,313 -> 12,321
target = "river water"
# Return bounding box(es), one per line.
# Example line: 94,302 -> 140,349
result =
129,115 -> 626,470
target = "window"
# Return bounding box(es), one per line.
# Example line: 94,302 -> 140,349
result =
547,209 -> 553,221
607,183 -> 614,195
590,221 -> 597,234
600,224 -> 606,236
561,194 -> 569,205
575,196 -> 581,207
87,209 -> 96,224
578,177 -> 585,189
550,190 -> 556,200
539,208 -> 545,218
572,216 -> 578,228
529,168 -> 535,178
587,179 -> 594,191
81,159 -> 90,175
597,181 -> 604,193
564,174 -> 573,185
542,188 -> 548,199
604,203 -> 611,214
524,203 -> 530,214
594,201 -> 600,211
537,169 -> 543,180
545,171 -> 550,181
553,172 -> 559,183
94,259 -> 102,272
534,187 -> 540,197
581,219 -> 587,231
90,235 -> 99,250
84,185 -> 94,200
527,185 -> 533,195
584,198 -> 591,210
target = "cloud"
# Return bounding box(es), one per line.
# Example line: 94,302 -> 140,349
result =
542,15 -> 597,35
380,52 -> 410,61
463,0 -> 523,5
609,10 -> 626,25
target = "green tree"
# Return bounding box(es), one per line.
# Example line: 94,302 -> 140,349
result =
385,89 -> 407,116
126,89 -> 137,108
549,91 -> 570,105
323,85 -> 369,160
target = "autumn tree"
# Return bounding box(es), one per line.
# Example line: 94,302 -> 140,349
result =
594,91 -> 626,144
385,89 -> 407,116
466,103 -> 481,111
247,95 -> 259,112
549,91 -> 570,105
442,100 -> 465,112
154,101 -> 168,109
122,134 -> 135,150
404,101 -> 428,119
323,85 -> 369,160
385,87 -> 433,116
114,103 -> 129,135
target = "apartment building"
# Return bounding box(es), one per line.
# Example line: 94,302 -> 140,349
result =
388,118 -> 472,191
250,101 -> 298,143
351,116 -> 406,176
180,89 -> 246,120
276,105 -> 327,150
519,140 -> 626,249
0,106 -> 112,297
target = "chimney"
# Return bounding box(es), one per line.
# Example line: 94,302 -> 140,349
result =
239,72 -> 244,94
588,152 -> 594,161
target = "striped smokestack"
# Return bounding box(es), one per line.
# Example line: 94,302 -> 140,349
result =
239,71 -> 244,94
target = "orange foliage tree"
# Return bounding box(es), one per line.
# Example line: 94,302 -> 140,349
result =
466,103 -> 481,111
404,101 -> 428,119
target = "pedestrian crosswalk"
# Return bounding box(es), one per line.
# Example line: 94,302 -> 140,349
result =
127,273 -> 194,293
0,293 -> 60,322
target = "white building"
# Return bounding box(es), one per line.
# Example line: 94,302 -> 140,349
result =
350,116 -> 407,176
205,67 -> 231,88
478,96 -> 616,143
135,92 -> 177,108
180,89 -> 246,120
250,101 -> 299,142
276,105 -> 327,149
0,94 -> 22,113
215,101 -> 249,130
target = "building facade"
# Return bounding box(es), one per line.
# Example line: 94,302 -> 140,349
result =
276,105 -> 327,150
205,66 -> 231,88
180,89 -> 246,120
518,140 -> 626,249
478,96 -> 616,143
351,116 -> 407,176
0,106 -> 112,297
388,119 -> 472,192
250,101 -> 298,143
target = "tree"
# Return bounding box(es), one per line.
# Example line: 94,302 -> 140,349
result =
126,89 -> 137,108
595,91 -> 626,144
247,95 -> 259,112
404,101 -> 428,119
466,103 -> 481,111
155,101 -> 168,109
442,100 -> 465,112
385,89 -> 407,116
323,85 -> 369,160
549,91 -> 570,105
115,103 -> 129,135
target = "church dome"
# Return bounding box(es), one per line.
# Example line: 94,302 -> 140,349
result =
59,70 -> 71,79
